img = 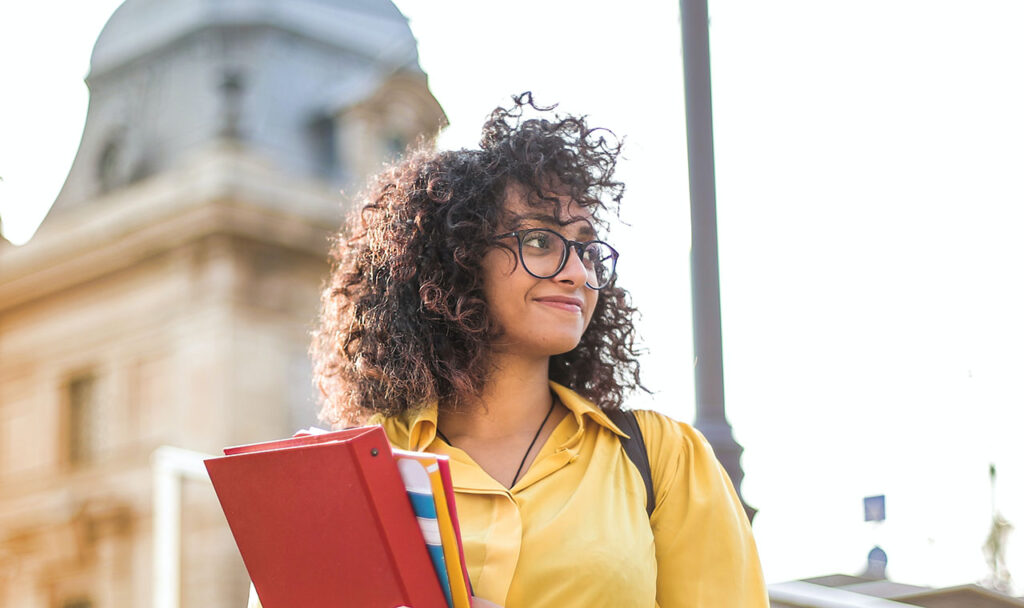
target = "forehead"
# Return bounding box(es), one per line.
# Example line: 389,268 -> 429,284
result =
500,183 -> 595,233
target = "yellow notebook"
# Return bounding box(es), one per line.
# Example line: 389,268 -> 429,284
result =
428,457 -> 472,608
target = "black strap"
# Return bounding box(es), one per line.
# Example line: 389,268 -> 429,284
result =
607,409 -> 655,518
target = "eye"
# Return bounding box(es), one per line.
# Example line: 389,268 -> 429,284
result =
581,244 -> 602,267
522,230 -> 556,252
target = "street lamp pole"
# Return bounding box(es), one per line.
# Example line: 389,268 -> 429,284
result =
679,0 -> 755,521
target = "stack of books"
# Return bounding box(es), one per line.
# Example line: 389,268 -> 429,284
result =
205,425 -> 472,608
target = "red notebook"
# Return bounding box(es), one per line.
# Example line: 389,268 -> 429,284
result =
205,426 -> 448,608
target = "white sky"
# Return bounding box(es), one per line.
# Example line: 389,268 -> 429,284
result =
2,0 -> 1023,592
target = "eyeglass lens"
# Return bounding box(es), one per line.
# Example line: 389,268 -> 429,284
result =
518,229 -> 616,287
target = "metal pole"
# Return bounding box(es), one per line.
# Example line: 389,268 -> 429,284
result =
680,0 -> 755,521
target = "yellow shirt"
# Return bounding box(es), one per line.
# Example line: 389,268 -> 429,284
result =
248,381 -> 768,607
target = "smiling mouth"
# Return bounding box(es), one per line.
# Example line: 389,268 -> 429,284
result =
534,298 -> 583,313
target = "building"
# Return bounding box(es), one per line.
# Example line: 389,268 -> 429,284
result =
0,1 -> 445,606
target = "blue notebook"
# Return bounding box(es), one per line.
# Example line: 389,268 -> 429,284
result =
395,454 -> 454,608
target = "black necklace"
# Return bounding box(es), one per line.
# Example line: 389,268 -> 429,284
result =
436,397 -> 557,488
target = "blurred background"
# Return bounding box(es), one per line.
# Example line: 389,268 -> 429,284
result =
1,0 -> 1022,606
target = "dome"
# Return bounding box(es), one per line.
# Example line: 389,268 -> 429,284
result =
90,0 -> 419,78
44,0 -> 443,219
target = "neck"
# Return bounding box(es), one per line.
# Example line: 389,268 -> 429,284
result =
438,352 -> 553,442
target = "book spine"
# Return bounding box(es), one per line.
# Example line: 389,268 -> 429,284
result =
352,432 -> 447,608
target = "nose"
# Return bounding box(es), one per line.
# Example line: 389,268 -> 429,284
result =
554,246 -> 589,287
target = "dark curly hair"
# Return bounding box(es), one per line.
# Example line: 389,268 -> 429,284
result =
312,93 -> 645,425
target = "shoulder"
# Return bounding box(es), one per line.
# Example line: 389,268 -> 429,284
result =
625,409 -> 725,513
623,414 -> 768,604
629,409 -> 714,461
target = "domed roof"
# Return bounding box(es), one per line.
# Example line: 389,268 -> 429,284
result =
90,0 -> 418,77
45,0 -> 442,220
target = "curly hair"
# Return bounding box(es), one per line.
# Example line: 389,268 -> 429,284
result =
312,93 -> 645,425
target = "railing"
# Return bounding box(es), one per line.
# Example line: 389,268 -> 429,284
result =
151,445 -> 213,608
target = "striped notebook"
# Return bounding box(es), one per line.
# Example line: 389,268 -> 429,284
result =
393,450 -> 472,608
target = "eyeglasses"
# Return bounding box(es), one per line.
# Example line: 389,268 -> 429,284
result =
496,228 -> 619,289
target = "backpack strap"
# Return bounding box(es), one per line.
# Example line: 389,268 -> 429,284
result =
607,409 -> 655,518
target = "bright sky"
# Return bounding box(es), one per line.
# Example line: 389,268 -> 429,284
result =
2,0 -> 1023,593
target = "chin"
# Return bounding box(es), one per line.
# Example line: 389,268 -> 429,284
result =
495,322 -> 587,357
542,334 -> 585,356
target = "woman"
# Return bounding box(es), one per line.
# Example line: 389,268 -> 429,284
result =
250,93 -> 767,607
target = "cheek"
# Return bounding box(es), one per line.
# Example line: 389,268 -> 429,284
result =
481,249 -> 526,318
582,292 -> 599,327
482,248 -> 518,285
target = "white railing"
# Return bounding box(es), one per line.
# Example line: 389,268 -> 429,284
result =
768,581 -> 918,607
151,446 -> 213,608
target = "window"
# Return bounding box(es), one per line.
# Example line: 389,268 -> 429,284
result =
67,374 -> 98,465
97,138 -> 121,193
309,114 -> 338,178
384,132 -> 407,159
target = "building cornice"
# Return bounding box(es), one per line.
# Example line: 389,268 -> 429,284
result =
0,144 -> 343,313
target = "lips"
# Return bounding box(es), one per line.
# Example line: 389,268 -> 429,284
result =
534,295 -> 584,313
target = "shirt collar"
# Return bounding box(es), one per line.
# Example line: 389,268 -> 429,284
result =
371,401 -> 438,452
378,380 -> 628,452
548,381 -> 629,438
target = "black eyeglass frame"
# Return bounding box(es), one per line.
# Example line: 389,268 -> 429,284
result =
495,228 -> 619,290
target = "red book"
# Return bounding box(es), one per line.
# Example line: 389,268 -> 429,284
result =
205,426 -> 448,608
436,458 -> 473,598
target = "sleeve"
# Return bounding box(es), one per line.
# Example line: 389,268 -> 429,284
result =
634,410 -> 769,607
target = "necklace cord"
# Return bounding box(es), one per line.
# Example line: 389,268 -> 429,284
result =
434,397 -> 558,488
511,397 -> 557,487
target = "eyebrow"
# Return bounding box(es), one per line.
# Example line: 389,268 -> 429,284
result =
515,213 -> 597,240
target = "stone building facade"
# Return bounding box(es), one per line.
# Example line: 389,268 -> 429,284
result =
0,1 -> 445,606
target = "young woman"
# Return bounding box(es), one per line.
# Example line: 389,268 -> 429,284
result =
249,94 -> 767,607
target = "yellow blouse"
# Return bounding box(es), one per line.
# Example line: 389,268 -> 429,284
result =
248,381 -> 768,607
